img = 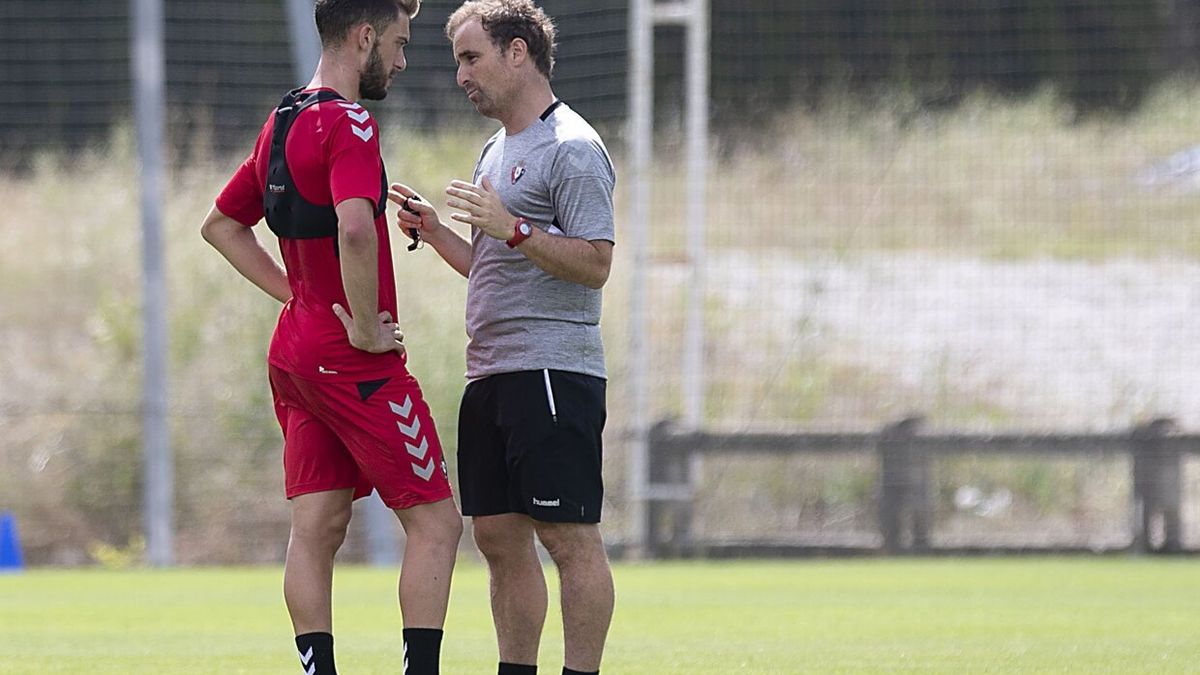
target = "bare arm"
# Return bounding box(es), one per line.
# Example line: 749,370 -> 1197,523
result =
445,177 -> 613,288
332,198 -> 405,355
389,183 -> 472,279
335,197 -> 379,339
510,227 -> 612,289
423,223 -> 474,279
200,204 -> 290,303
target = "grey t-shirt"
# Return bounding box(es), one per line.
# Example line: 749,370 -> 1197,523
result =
465,102 -> 616,380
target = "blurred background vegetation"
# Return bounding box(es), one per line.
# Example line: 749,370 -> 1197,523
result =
3,0 -> 1200,563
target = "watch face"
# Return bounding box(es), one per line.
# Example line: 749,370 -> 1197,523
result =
519,221 -> 532,235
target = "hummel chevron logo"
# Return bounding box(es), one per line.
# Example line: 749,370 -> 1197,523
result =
337,102 -> 362,110
396,416 -> 421,440
405,436 -> 429,460
412,457 -> 436,481
351,124 -> 374,142
299,646 -> 315,675
388,396 -> 413,419
346,109 -> 370,124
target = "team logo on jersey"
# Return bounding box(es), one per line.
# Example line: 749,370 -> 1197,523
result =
511,161 -> 526,184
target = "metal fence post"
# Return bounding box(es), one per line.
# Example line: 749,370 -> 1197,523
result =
645,421 -> 668,558
647,421 -> 697,558
133,0 -> 173,568
879,416 -> 926,554
1131,418 -> 1181,554
626,0 -> 654,561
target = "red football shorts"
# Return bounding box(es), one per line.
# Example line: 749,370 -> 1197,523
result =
268,365 -> 453,510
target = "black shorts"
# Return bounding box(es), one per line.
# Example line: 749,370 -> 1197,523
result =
458,369 -> 606,523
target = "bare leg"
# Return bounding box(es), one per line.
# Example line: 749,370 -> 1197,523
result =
393,497 -> 463,627
535,522 -> 613,673
473,514 -> 548,665
283,488 -> 354,634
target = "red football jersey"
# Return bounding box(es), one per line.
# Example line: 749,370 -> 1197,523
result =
217,88 -> 411,383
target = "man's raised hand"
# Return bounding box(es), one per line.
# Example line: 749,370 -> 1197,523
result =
445,176 -> 518,241
389,183 -> 443,244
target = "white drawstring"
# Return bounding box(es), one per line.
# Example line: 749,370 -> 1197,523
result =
543,369 -> 558,423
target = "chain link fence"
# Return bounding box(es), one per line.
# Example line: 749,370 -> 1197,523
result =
2,0 -> 1200,563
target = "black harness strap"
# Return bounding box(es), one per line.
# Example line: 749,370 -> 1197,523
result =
263,88 -> 388,250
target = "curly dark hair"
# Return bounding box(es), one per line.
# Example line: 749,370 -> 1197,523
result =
445,0 -> 557,79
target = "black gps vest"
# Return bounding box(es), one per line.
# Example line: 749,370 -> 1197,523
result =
263,87 -> 388,247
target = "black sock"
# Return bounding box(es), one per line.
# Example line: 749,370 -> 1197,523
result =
563,669 -> 598,675
295,632 -> 336,675
499,663 -> 538,675
402,628 -> 444,675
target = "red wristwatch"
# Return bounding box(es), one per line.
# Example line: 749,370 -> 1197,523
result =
506,218 -> 533,248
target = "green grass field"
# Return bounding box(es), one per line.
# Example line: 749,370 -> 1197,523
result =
1,558 -> 1197,673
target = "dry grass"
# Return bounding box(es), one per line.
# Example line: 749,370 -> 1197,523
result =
4,84 -> 1199,562
647,85 -> 1200,258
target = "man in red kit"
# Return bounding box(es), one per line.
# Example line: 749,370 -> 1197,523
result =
199,1 -> 462,673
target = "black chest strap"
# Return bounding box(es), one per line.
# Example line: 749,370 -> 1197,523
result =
263,87 -> 388,245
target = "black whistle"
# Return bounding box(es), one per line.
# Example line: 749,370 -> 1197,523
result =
402,195 -> 422,251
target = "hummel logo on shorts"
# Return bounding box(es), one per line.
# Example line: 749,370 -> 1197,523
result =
532,497 -> 560,507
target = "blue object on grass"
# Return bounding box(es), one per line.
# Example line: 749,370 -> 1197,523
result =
0,511 -> 24,571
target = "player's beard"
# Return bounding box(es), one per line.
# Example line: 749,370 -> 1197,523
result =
359,43 -> 390,101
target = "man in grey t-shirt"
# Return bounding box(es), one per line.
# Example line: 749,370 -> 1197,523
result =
388,2 -> 615,674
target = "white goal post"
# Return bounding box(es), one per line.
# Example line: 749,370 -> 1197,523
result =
626,0 -> 710,557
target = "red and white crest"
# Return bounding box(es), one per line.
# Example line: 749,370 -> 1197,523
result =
511,162 -> 526,184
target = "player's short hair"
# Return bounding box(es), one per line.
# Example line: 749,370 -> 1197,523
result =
315,0 -> 420,48
445,0 -> 557,79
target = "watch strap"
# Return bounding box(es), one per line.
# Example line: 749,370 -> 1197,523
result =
506,217 -> 532,248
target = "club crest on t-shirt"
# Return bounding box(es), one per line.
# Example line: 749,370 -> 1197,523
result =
511,161 -> 526,184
